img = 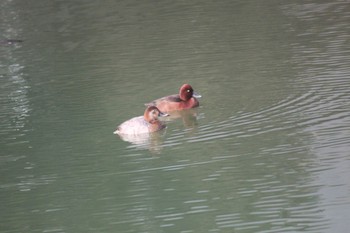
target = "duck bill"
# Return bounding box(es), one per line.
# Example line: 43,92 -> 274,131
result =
159,111 -> 169,117
193,91 -> 202,98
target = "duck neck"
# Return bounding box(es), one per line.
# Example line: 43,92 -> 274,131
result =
149,119 -> 159,124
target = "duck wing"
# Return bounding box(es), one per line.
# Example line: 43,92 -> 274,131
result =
115,116 -> 149,134
145,94 -> 181,106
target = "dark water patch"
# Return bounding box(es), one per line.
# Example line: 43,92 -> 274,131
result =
0,39 -> 23,45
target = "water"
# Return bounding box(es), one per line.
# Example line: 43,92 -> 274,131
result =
1,1 -> 350,232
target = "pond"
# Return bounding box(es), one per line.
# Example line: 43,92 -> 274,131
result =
1,1 -> 349,232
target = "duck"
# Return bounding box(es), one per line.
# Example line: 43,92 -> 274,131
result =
114,106 -> 168,135
145,84 -> 201,112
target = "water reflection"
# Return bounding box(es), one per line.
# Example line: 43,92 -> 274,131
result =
0,1 -> 29,146
163,109 -> 199,129
117,130 -> 166,154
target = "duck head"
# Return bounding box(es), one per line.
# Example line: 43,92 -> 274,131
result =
179,84 -> 201,101
144,106 -> 169,123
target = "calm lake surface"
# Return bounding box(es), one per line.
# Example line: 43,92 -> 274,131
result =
1,1 -> 350,232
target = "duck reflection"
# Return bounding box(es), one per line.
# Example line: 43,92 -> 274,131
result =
117,130 -> 166,154
164,108 -> 199,129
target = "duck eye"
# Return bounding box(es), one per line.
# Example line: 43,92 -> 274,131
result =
187,89 -> 191,92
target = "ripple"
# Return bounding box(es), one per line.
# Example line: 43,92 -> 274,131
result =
159,77 -> 349,150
